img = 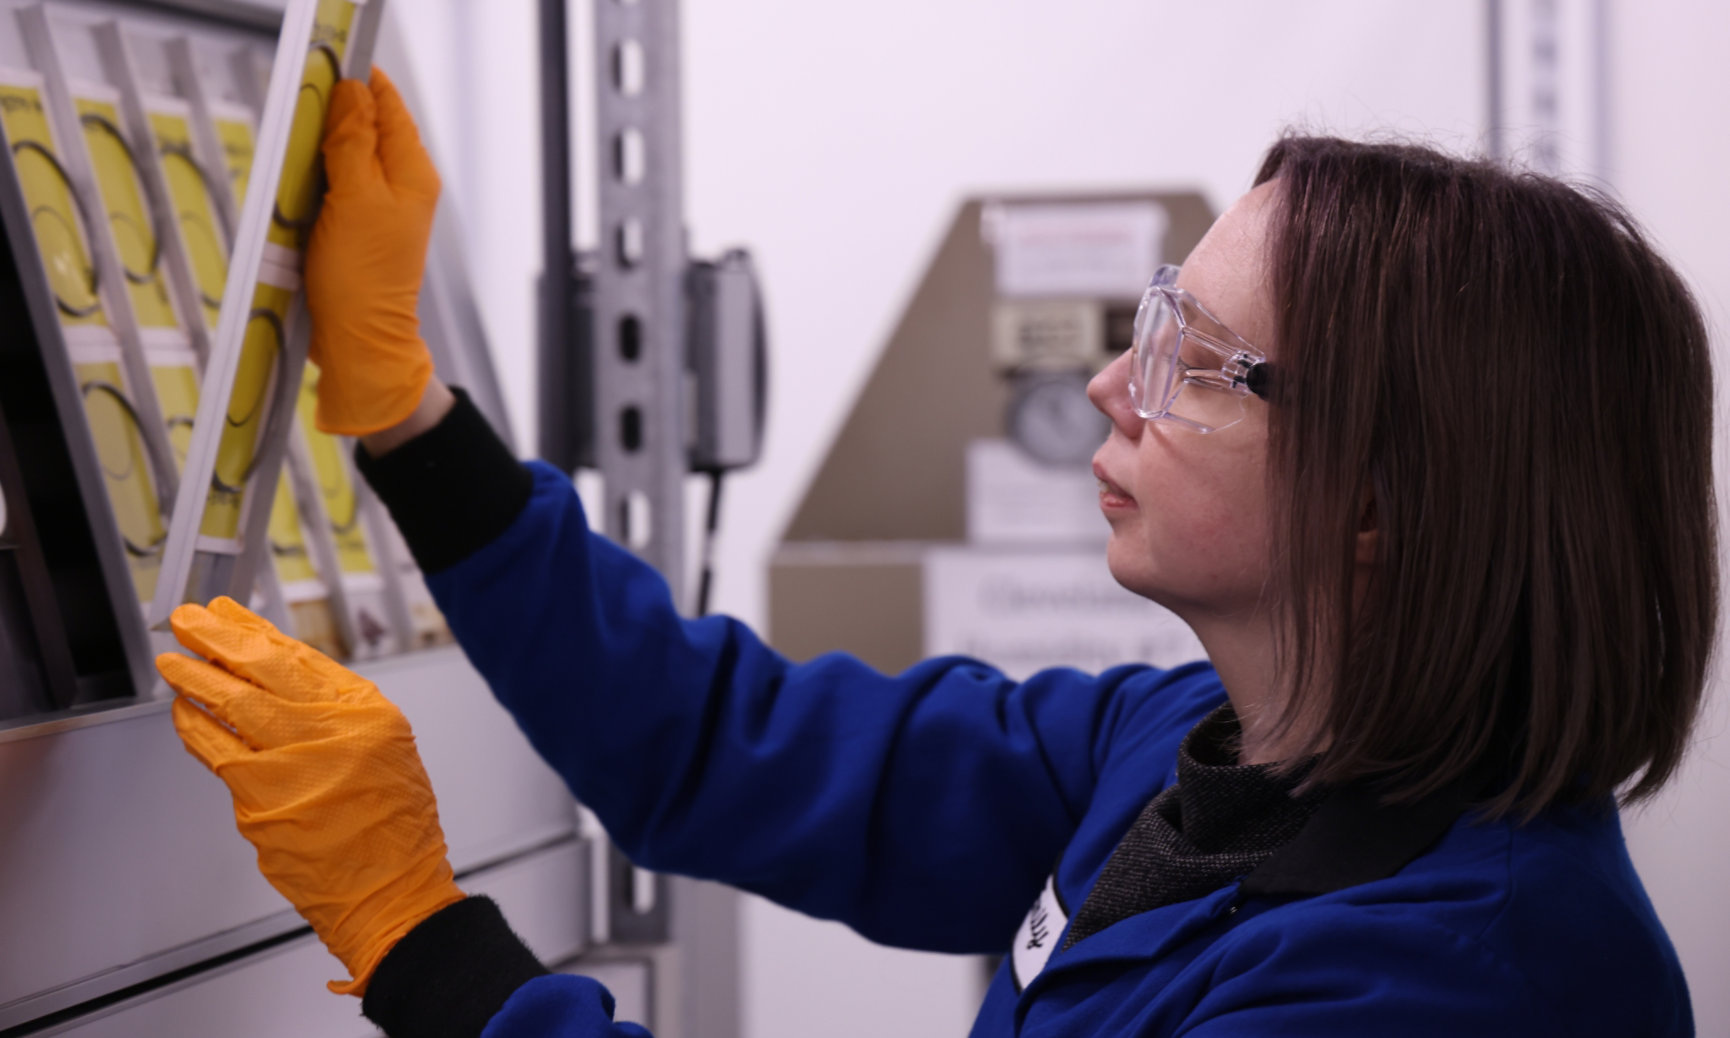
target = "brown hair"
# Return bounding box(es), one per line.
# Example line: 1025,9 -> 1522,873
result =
1252,136 -> 1717,820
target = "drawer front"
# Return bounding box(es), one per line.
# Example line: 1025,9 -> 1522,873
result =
35,837 -> 589,1038
0,647 -> 576,1020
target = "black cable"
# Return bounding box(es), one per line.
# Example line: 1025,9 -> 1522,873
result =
694,467 -> 725,618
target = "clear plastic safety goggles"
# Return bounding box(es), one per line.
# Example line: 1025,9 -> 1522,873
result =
1129,264 -> 1274,433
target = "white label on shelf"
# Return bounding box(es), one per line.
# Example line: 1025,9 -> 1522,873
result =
923,545 -> 1205,681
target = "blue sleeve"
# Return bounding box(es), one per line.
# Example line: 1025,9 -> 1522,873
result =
480,975 -> 651,1038
429,462 -> 1201,953
1172,909 -> 1548,1037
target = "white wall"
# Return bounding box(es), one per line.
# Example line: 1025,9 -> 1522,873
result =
392,2 -> 1729,1035
1608,3 -> 1730,1036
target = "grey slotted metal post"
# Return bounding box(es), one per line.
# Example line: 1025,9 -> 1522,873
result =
1485,0 -> 1504,161
539,0 -> 574,465
594,0 -> 684,943
1528,0 -> 1561,176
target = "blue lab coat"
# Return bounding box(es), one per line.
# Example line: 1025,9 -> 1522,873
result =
422,463 -> 1691,1037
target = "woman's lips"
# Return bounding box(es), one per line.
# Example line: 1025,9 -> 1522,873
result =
1093,463 -> 1136,511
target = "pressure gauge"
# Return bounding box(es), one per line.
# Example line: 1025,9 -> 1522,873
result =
1005,371 -> 1109,466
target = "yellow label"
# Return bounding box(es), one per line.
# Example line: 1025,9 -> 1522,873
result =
151,111 -> 229,332
150,361 -> 200,471
76,360 -> 166,602
77,99 -> 178,330
270,0 -> 356,251
267,471 -> 320,584
0,84 -> 106,327
296,363 -> 375,575
200,281 -> 294,539
214,117 -> 256,206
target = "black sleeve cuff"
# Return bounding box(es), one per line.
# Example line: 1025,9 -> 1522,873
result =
361,896 -> 550,1038
354,387 -> 535,575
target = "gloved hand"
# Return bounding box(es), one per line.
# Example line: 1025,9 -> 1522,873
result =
157,596 -> 465,996
305,67 -> 438,437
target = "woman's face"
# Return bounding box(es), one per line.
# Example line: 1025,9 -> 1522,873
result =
1087,182 -> 1282,622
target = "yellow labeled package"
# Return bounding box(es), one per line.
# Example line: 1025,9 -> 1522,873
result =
201,282 -> 294,539
266,471 -> 318,585
266,470 -> 346,658
151,111 -> 229,331
150,361 -> 200,470
296,363 -> 374,575
214,116 -> 256,207
147,0 -> 386,627
76,98 -> 178,330
0,83 -> 105,327
270,0 -> 356,252
76,359 -> 166,601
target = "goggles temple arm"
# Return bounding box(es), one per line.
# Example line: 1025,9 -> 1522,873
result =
1242,360 -> 1274,400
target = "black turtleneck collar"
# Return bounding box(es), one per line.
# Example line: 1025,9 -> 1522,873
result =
1064,706 -> 1325,948
1064,704 -> 1487,949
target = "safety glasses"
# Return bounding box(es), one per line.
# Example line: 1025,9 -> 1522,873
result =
1129,264 -> 1273,432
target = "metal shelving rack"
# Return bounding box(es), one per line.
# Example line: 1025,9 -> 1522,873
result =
0,3 -> 589,1034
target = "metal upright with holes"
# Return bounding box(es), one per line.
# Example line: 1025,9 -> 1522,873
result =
589,0 -> 685,947
1483,0 -> 1608,180
538,1 -> 762,1034
592,0 -> 687,602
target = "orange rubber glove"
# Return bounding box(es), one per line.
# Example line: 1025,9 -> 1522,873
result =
157,597 -> 465,996
305,67 -> 438,437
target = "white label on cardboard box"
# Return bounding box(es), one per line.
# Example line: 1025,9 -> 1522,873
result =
923,545 -> 1205,681
984,201 -> 1167,299
990,300 -> 1106,369
967,439 -> 1105,546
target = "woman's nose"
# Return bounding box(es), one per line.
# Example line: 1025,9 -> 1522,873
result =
1088,350 -> 1142,439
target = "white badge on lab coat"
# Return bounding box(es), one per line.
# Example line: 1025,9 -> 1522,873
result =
1011,872 -> 1069,991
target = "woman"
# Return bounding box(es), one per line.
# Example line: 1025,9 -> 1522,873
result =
158,71 -> 1715,1037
